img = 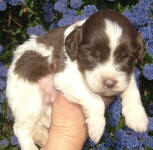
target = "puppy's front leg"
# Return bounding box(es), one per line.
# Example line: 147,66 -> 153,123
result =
80,92 -> 105,143
54,67 -> 105,143
121,74 -> 148,132
58,83 -> 105,143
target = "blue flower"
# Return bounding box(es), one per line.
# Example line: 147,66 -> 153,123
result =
134,68 -> 140,87
0,63 -> 8,78
8,0 -> 24,6
43,3 -> 54,23
82,5 -> 98,17
142,64 -> 153,80
7,111 -> 13,121
122,9 -> 138,28
34,25 -> 47,35
0,0 -> 7,11
0,104 -> 2,113
107,97 -> 121,112
134,132 -> 148,142
126,135 -> 139,150
57,9 -> 76,27
104,136 -> 113,147
75,14 -> 87,21
115,129 -> 126,139
109,112 -> 121,127
8,0 -> 20,6
97,143 -> 107,150
44,13 -> 54,23
148,104 -> 153,115
125,127 -> 148,143
115,129 -> 129,148
146,40 -> 153,59
148,21 -> 153,39
135,142 -> 144,150
0,44 -> 3,55
84,138 -> 96,147
43,3 -> 54,13
54,1 -> 67,12
115,129 -> 139,149
145,136 -> 153,149
56,0 -> 68,3
70,0 -> 82,9
0,139 -> 9,147
27,25 -> 47,36
122,0 -> 152,29
139,21 -> 153,43
58,15 -> 76,27
107,100 -> 121,127
11,135 -> 19,146
0,91 -> 6,103
148,117 -> 153,131
0,78 -> 6,90
26,27 -> 33,36
139,0 -> 153,8
63,9 -> 76,17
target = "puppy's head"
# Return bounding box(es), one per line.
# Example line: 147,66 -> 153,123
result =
65,10 -> 146,96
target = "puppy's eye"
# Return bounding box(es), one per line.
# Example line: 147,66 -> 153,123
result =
123,55 -> 133,61
85,55 -> 98,68
127,55 -> 135,62
87,55 -> 98,63
78,54 -> 98,70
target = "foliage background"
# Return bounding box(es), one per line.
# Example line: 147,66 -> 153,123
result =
0,0 -> 153,150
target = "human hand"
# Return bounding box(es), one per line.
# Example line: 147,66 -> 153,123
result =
43,93 -> 88,150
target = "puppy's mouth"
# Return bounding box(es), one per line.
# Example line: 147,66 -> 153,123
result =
98,90 -> 122,96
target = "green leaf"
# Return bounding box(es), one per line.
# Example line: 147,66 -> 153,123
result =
144,53 -> 152,64
117,2 -> 122,10
145,146 -> 153,150
19,9 -> 24,17
115,118 -> 125,130
7,147 -> 18,150
76,10 -> 82,16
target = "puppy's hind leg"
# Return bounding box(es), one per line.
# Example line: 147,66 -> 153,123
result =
32,126 -> 49,148
14,122 -> 39,150
13,99 -> 43,150
33,106 -> 51,148
7,80 -> 43,150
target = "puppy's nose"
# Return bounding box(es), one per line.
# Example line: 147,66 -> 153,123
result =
103,79 -> 116,89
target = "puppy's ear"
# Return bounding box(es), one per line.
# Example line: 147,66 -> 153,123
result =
136,33 -> 146,63
65,26 -> 82,60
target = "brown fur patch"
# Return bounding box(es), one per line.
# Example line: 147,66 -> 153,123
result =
37,27 -> 67,72
14,50 -> 53,82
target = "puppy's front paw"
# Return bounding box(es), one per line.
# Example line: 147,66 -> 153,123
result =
122,105 -> 148,132
87,116 -> 105,143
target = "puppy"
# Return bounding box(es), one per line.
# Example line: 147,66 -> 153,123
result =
6,10 -> 148,150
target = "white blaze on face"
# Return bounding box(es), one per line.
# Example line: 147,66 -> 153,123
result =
84,19 -> 129,96
105,19 -> 123,52
104,19 -> 123,68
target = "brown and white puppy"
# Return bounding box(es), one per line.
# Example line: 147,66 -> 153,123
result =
6,10 -> 148,150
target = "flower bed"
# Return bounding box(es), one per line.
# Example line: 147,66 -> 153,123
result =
0,0 -> 152,149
